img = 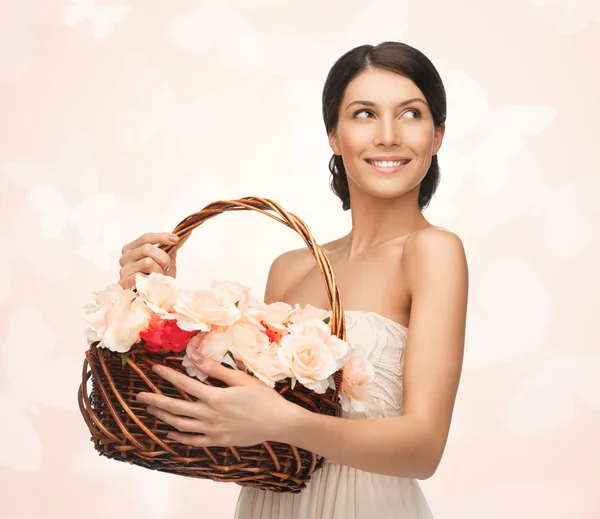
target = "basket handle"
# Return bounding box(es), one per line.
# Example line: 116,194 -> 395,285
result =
158,196 -> 346,340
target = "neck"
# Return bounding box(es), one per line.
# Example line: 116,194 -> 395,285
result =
339,188 -> 430,258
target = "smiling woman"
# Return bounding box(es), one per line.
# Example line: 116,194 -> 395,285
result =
324,42 -> 446,213
118,41 -> 467,519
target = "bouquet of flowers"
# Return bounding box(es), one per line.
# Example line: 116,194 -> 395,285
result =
79,196 -> 373,492
84,272 -> 374,413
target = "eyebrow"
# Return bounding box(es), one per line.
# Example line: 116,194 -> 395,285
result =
345,98 -> 428,110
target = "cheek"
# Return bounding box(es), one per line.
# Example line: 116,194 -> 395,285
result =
338,127 -> 371,157
407,125 -> 436,154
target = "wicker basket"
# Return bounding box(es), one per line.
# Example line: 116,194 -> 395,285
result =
78,197 -> 346,493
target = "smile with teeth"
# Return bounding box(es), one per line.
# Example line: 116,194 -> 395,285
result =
366,159 -> 410,167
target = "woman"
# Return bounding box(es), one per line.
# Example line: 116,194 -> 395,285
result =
120,42 -> 468,519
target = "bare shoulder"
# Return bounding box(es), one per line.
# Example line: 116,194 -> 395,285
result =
402,226 -> 468,292
263,246 -> 317,304
264,236 -> 346,304
404,226 -> 466,260
270,235 -> 346,274
269,246 -> 314,274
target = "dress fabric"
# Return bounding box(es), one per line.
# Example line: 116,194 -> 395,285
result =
234,310 -> 434,519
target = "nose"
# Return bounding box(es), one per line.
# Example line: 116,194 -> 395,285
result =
373,116 -> 400,147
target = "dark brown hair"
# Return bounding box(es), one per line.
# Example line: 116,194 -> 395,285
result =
322,42 -> 447,211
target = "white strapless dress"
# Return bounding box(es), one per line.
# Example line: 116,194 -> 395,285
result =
234,311 -> 434,519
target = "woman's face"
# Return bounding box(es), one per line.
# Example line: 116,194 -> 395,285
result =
329,67 -> 444,206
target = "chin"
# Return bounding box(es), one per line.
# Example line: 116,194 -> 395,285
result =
360,182 -> 421,204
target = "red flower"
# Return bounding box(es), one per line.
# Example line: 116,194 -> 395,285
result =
140,314 -> 196,353
261,321 -> 283,344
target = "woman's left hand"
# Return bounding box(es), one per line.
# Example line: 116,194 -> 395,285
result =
136,356 -> 299,448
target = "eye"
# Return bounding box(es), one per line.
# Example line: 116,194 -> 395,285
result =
353,109 -> 374,119
402,108 -> 422,119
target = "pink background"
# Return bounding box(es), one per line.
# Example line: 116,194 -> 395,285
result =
1,1 -> 599,518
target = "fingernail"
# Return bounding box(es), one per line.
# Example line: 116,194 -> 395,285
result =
191,353 -> 205,364
136,393 -> 148,402
152,365 -> 163,374
169,234 -> 179,243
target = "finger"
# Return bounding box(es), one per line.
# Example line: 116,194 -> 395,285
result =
146,406 -> 206,434
122,232 -> 180,254
136,392 -> 206,419
190,356 -> 256,388
119,258 -> 165,287
120,243 -> 172,270
168,231 -> 191,257
167,431 -> 223,448
151,364 -> 214,402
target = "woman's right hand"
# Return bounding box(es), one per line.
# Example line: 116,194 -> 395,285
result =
118,232 -> 188,289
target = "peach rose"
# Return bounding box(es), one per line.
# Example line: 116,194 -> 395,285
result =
135,272 -> 180,316
289,304 -> 331,324
85,286 -> 153,353
228,322 -> 291,387
173,288 -> 242,332
340,348 -> 375,413
183,329 -> 231,381
85,284 -> 137,343
211,280 -> 253,307
84,284 -> 132,314
288,319 -> 349,369
263,302 -> 293,330
239,300 -> 293,331
278,331 -> 338,394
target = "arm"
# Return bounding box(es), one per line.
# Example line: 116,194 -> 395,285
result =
274,229 -> 469,479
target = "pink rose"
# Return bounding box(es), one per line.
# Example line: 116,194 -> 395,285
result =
182,328 -> 232,381
340,348 -> 375,413
139,313 -> 196,353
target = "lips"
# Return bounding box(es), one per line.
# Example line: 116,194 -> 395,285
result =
365,157 -> 411,167
364,157 -> 412,174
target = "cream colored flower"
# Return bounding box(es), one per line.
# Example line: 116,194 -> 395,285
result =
135,272 -> 180,316
84,284 -> 134,316
173,288 -> 242,332
289,304 -> 331,324
239,300 -> 293,331
229,322 -> 291,387
288,319 -> 349,369
85,285 -> 153,353
183,329 -> 231,381
263,301 -> 293,330
211,280 -> 253,306
278,331 -> 338,394
340,348 -> 375,413
85,284 -> 136,343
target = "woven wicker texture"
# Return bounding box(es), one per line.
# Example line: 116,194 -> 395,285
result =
78,197 -> 346,493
